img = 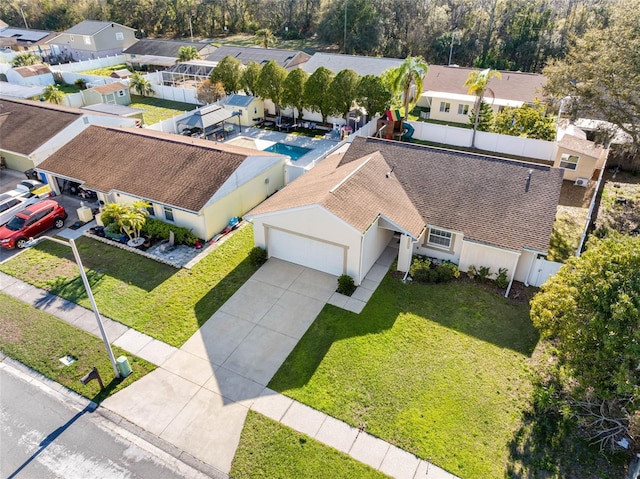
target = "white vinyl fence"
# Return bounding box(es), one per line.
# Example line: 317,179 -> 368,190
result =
528,257 -> 563,287
52,55 -> 126,73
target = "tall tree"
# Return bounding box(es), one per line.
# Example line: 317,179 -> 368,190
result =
255,60 -> 288,117
42,84 -> 65,104
241,61 -> 262,97
177,46 -> 200,63
388,56 -> 428,120
465,68 -> 502,148
356,74 -> 393,119
282,68 -> 309,124
209,55 -> 243,95
304,66 -> 337,124
330,69 -> 360,122
11,52 -> 41,67
543,0 -> 640,154
468,100 -> 494,133
197,79 -> 225,104
254,28 -> 276,48
530,234 -> 640,452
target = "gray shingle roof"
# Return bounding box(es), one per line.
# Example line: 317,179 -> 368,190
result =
123,39 -> 211,57
301,53 -> 403,77
64,20 -> 134,35
204,46 -> 310,69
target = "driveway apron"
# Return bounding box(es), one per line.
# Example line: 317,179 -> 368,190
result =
102,259 -> 337,474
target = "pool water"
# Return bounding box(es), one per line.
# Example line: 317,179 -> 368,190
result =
263,143 -> 311,161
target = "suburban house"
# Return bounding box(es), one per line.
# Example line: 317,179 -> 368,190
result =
301,52 -> 403,77
123,39 -> 216,70
46,20 -> 138,61
0,26 -> 57,55
5,64 -> 54,86
418,65 -> 546,124
204,46 -> 311,70
36,126 -> 287,240
222,94 -> 264,127
553,126 -> 607,183
246,136 -> 563,290
0,98 -> 138,172
82,81 -> 131,106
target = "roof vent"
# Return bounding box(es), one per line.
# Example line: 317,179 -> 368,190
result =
525,169 -> 533,192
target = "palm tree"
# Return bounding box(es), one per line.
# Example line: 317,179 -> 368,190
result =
129,72 -> 154,97
177,46 -> 200,63
101,201 -> 150,241
465,68 -> 502,148
11,52 -> 41,67
42,84 -> 65,104
255,28 -> 276,49
389,56 -> 429,120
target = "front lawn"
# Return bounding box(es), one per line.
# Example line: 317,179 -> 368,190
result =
129,95 -> 196,125
230,411 -> 388,479
0,226 -> 257,347
269,277 -> 538,479
81,63 -> 129,77
0,293 -> 155,403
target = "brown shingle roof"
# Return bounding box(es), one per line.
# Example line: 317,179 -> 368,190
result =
13,64 -> 52,78
558,133 -> 604,159
90,82 -> 128,95
37,126 -> 277,212
424,65 -> 546,103
339,137 -> 563,252
248,151 -> 425,236
0,98 -> 82,155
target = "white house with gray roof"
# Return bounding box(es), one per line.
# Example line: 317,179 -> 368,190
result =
47,20 -> 137,61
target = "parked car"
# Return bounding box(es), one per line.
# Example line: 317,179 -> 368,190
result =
15,180 -> 51,198
0,200 -> 67,249
0,192 -> 40,226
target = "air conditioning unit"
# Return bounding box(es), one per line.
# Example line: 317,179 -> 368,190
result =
574,178 -> 589,187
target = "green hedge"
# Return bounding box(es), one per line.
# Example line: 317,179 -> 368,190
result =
141,217 -> 197,246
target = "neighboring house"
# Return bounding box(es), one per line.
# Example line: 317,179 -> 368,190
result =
246,136 -> 563,289
0,26 -> 57,54
36,125 -> 287,240
204,46 -> 310,70
82,82 -> 131,106
418,65 -> 546,124
5,64 -> 53,86
0,98 -> 138,172
553,126 -> 606,183
123,39 -> 216,70
47,20 -> 137,61
301,52 -> 403,77
222,94 -> 264,127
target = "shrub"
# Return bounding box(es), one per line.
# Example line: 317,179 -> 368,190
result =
74,78 -> 87,90
337,274 -> 356,296
409,257 -> 432,282
248,246 -> 268,267
140,217 -> 197,246
435,262 -> 460,282
476,266 -> 492,282
467,265 -> 477,279
495,267 -> 509,289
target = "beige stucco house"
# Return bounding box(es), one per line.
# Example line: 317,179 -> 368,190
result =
552,128 -> 607,183
47,21 -> 137,61
0,98 -> 138,172
36,126 -> 287,240
418,65 -> 546,125
246,137 -> 563,292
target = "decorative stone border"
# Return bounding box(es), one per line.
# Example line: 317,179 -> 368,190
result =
83,232 -> 183,268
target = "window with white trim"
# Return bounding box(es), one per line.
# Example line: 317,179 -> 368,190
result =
457,104 -> 469,115
164,206 -> 174,222
115,32 -> 124,41
427,228 -> 452,249
559,153 -> 579,170
439,102 -> 451,113
146,203 -> 155,216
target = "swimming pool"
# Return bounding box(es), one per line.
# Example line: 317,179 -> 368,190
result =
263,143 -> 311,161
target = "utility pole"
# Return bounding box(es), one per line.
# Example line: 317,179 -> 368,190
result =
343,0 -> 347,53
448,31 -> 457,66
19,4 -> 29,29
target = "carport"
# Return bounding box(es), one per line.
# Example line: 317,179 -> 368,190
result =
177,104 -> 236,139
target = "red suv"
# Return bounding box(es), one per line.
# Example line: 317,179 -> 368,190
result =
0,200 -> 67,249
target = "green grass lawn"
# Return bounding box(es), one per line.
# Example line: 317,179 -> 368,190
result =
129,94 -> 196,125
547,206 -> 587,262
0,293 -> 155,403
81,63 -> 129,77
56,83 -> 82,94
230,411 -> 388,479
269,277 -> 538,479
0,226 -> 258,347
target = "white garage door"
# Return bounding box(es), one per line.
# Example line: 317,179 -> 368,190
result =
267,228 -> 345,276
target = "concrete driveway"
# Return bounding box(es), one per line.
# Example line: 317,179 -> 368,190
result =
102,259 -> 337,474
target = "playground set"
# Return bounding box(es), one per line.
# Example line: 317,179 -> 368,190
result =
376,110 -> 415,141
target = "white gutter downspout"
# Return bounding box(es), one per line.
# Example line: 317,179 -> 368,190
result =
504,252 -> 522,298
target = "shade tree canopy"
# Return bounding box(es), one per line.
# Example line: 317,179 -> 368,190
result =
210,55 -> 243,95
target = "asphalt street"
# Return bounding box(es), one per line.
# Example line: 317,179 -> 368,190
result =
0,367 -> 210,479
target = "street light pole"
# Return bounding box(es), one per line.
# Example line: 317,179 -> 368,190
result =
19,4 -> 29,29
343,0 -> 347,53
26,236 -> 120,378
448,30 -> 457,66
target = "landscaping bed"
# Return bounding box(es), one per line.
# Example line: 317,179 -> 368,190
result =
0,293 -> 155,403
0,226 -> 258,347
595,169 -> 640,235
